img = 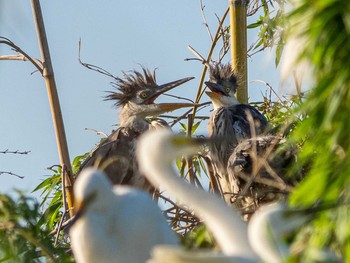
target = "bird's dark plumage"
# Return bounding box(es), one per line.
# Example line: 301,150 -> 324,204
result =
205,63 -> 270,205
227,135 -> 297,218
209,105 -> 268,170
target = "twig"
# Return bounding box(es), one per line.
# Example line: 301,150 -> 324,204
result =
0,149 -> 31,155
54,165 -> 69,246
186,114 -> 196,184
162,93 -> 195,103
84,128 -> 108,138
159,114 -> 209,121
0,171 -> 24,179
78,39 -> 117,79
199,0 -> 213,42
49,216 -> 75,236
251,79 -> 283,102
187,45 -> 209,66
0,36 -> 43,73
169,102 -> 211,127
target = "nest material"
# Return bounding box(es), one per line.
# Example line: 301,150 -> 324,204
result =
226,135 -> 301,219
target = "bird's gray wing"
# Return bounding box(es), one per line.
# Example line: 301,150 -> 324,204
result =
76,127 -> 151,190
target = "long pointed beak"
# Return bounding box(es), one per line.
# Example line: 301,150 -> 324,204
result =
205,81 -> 226,94
153,102 -> 195,115
205,90 -> 222,100
144,77 -> 194,104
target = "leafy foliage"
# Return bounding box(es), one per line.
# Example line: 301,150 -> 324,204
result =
247,0 -> 286,65
33,153 -> 88,231
284,0 -> 350,261
2,0 -> 325,260
0,192 -> 74,263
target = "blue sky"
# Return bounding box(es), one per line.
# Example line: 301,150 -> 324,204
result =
0,1 -> 289,197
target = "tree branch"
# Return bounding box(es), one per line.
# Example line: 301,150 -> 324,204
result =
0,36 -> 43,74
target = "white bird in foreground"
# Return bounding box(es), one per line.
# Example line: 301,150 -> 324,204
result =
138,130 -> 325,263
137,129 -> 259,263
69,168 -> 178,263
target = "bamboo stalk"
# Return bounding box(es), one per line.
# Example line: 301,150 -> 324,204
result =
229,0 -> 248,103
30,0 -> 75,217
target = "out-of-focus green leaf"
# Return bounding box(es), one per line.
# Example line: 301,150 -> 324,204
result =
0,192 -> 74,263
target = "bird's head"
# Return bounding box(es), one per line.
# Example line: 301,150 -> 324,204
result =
205,63 -> 240,109
105,67 -> 194,116
73,168 -> 112,219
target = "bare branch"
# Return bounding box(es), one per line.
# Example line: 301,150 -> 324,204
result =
186,45 -> 209,67
161,93 -> 195,104
169,102 -> 211,127
0,36 -> 43,73
84,128 -> 109,138
0,171 -> 24,179
0,149 -> 31,155
78,39 -> 117,79
199,0 -> 213,42
251,79 -> 283,102
54,165 -> 69,246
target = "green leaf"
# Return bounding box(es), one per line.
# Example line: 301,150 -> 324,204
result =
275,38 -> 284,66
247,20 -> 262,29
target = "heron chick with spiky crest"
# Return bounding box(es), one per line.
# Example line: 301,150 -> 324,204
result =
205,63 -> 269,205
76,67 -> 194,192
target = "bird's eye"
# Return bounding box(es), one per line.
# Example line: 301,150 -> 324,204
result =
225,87 -> 231,93
140,92 -> 148,98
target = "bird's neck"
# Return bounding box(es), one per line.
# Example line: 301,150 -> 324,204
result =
147,159 -> 257,259
119,103 -> 150,133
212,96 -> 240,110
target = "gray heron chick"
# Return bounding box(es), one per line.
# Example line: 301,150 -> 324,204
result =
76,67 -> 194,191
70,168 -> 178,263
205,63 -> 269,205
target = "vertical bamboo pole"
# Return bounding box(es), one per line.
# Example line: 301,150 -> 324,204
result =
229,0 -> 248,103
31,0 -> 75,217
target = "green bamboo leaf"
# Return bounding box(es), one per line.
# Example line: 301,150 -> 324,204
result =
275,38 -> 284,66
247,21 -> 262,29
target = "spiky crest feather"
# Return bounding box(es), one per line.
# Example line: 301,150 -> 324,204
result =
209,63 -> 238,93
105,67 -> 157,107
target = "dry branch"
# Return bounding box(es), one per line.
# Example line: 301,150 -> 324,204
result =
0,149 -> 30,155
0,171 -> 24,179
0,36 -> 43,73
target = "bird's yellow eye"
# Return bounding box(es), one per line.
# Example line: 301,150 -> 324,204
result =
140,92 -> 148,98
225,87 -> 231,93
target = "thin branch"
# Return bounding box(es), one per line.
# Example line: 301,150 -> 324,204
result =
159,114 -> 209,121
0,36 -> 43,73
187,45 -> 209,67
169,102 -> 211,127
84,128 -> 109,138
78,39 -> 117,79
0,149 -> 31,155
251,79 -> 283,102
162,93 -> 195,104
54,165 -> 68,246
0,171 -> 24,179
199,0 -> 213,42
